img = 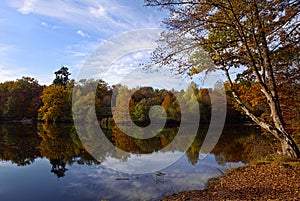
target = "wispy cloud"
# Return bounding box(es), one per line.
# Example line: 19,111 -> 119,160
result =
64,40 -> 103,80
88,5 -> 106,18
0,65 -> 25,83
0,44 -> 26,82
41,21 -> 58,29
72,29 -> 186,89
0,43 -> 15,54
8,0 -> 162,36
17,0 -> 34,14
2,0 -> 167,85
65,41 -> 100,58
76,30 -> 90,38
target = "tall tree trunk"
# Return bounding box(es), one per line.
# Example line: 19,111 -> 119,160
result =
225,69 -> 300,159
280,133 -> 300,159
269,99 -> 300,159
252,1 -> 300,159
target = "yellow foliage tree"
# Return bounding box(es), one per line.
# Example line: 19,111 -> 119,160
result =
38,85 -> 72,122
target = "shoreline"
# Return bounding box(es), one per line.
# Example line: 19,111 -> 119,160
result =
161,160 -> 300,200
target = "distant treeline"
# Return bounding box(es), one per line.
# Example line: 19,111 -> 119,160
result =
0,66 -> 299,137
0,77 -> 247,124
0,69 -> 238,124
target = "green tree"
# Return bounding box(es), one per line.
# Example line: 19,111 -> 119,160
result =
53,66 -> 71,87
146,0 -> 300,158
131,99 -> 150,125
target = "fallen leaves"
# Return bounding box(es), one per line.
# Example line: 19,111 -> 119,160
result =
162,162 -> 300,201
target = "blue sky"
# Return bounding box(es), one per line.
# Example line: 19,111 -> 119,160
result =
0,0 -> 167,85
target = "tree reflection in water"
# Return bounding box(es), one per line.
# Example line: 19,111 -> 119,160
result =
36,123 -> 98,177
50,157 -> 68,178
0,122 -> 274,178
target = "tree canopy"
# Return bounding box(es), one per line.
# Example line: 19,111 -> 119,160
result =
146,0 -> 300,158
53,66 -> 71,87
0,77 -> 43,121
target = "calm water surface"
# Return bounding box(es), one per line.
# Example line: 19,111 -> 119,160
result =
0,123 -> 259,201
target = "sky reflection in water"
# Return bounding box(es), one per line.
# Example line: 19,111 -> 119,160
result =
0,153 -> 244,201
0,123 -> 256,201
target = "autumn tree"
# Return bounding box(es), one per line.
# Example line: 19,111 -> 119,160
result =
178,82 -> 199,118
112,85 -> 133,123
146,0 -> 300,158
38,67 -> 74,122
72,79 -> 112,121
161,92 -> 181,122
95,79 -> 112,119
38,83 -> 73,122
0,77 -> 43,121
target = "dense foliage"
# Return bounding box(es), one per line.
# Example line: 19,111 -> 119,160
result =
0,74 -> 288,125
145,0 -> 300,158
0,77 -> 44,121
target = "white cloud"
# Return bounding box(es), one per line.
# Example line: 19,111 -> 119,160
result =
9,0 -> 115,33
64,41 -> 103,80
65,41 -> 99,58
61,153 -> 236,200
0,65 -> 25,83
133,52 -> 144,59
88,5 -> 106,18
8,0 -> 164,36
17,0 -> 35,14
102,151 -> 183,173
40,21 -> 47,27
40,21 -> 58,29
3,0 -> 167,85
76,30 -> 90,38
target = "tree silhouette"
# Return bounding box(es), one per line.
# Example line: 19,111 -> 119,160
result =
53,66 -> 71,87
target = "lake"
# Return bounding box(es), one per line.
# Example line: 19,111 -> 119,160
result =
0,123 -> 263,201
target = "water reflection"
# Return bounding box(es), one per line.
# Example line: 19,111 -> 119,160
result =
0,123 -> 271,200
50,157 -> 67,178
0,123 -> 40,166
36,123 -> 98,167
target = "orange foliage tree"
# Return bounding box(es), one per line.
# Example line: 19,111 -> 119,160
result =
146,0 -> 300,158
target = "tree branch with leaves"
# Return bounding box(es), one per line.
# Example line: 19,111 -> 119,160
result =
146,0 -> 300,158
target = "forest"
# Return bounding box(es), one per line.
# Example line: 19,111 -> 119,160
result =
0,66 -> 299,137
0,65 -> 298,175
0,1 -> 299,200
0,66 -> 240,123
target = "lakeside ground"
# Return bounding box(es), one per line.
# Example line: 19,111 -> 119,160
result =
162,160 -> 300,201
